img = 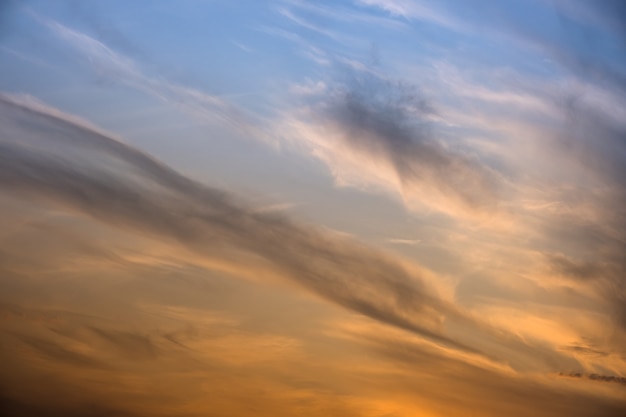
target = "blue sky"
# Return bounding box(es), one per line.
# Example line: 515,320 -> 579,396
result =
1,1 -> 626,416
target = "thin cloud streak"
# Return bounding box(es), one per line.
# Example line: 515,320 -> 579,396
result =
31,13 -> 268,144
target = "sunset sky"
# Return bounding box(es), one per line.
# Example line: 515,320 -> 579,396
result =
1,1 -> 626,416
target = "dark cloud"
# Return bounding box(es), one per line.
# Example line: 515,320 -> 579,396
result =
0,392 -> 141,417
562,343 -> 610,357
309,70 -> 501,216
0,95 -> 470,354
560,372 -> 626,386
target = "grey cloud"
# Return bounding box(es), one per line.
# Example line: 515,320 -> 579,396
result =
0,95 -> 470,353
310,71 -> 501,215
563,344 -> 610,357
561,372 -> 626,386
587,374 -> 626,385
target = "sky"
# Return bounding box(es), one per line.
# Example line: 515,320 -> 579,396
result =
0,0 -> 625,416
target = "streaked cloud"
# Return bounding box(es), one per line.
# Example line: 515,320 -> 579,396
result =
0,94 -> 465,352
30,13 -> 267,143
1,1 -> 625,416
386,238 -> 421,245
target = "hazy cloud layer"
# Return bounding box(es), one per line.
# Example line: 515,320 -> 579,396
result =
0,94 -> 463,351
2,2 -> 626,416
2,91 -> 625,417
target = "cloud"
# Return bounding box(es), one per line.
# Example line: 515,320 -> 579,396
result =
589,0 -> 626,42
356,0 -> 459,29
66,0 -> 147,58
2,89 -> 600,382
4,3 -> 626,416
550,0 -> 626,43
362,0 -> 626,96
283,0 -> 408,30
30,15 -> 266,143
277,7 -> 357,46
87,327 -> 158,360
538,95 -> 626,333
0,392 -> 141,417
561,372 -> 626,386
563,344 -> 610,358
11,333 -> 107,369
0,93 -> 472,354
547,251 -> 626,333
0,294 -> 363,417
386,238 -> 421,245
559,98 -> 626,188
283,69 -> 503,220
547,253 -> 608,282
337,321 -> 626,417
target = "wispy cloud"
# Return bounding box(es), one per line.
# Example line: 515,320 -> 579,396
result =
31,14 -> 267,143
0,45 -> 59,71
3,2 -> 626,416
276,7 -> 355,45
386,238 -> 421,245
0,93 -> 470,353
355,0 -> 465,30
560,371 -> 626,386
4,92 -> 619,378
